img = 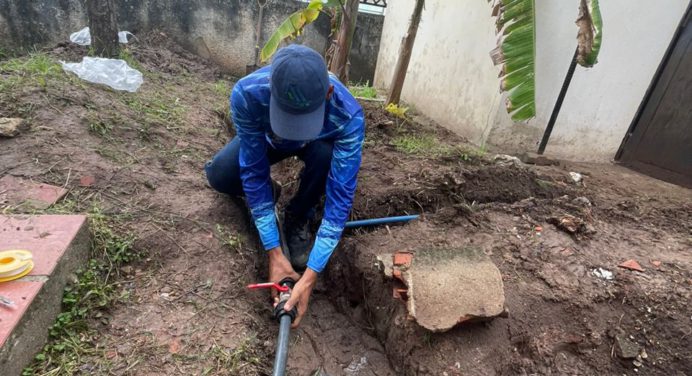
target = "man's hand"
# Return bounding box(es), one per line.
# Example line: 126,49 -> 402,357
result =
284,268 -> 317,328
268,247 -> 300,300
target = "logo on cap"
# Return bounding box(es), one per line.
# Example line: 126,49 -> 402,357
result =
285,84 -> 311,110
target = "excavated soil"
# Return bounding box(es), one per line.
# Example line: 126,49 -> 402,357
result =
1,36 -> 690,376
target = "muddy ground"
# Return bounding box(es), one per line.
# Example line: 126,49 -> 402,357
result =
1,36 -> 690,376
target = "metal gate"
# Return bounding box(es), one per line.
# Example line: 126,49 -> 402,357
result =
617,5 -> 692,188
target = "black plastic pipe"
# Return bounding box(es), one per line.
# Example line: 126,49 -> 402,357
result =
538,48 -> 579,155
272,314 -> 292,376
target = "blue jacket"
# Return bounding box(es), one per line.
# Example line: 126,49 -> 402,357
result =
231,66 -> 364,273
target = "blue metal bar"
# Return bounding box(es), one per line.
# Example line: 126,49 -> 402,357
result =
344,215 -> 419,229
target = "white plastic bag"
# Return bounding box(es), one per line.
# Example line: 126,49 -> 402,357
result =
69,27 -> 133,46
61,57 -> 143,92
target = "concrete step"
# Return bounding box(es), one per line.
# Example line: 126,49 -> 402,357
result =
0,214 -> 89,376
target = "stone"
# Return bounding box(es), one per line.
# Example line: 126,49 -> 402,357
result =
518,152 -> 559,166
403,247 -> 505,331
0,118 -> 28,138
615,335 -> 640,359
572,197 -> 592,207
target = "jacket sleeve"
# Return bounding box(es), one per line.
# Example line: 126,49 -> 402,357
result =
307,113 -> 365,272
231,84 -> 280,251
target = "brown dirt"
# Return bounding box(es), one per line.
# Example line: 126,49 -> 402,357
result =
1,37 -> 690,376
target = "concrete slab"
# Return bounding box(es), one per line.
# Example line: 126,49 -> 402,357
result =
0,214 -> 89,376
0,215 -> 87,275
402,247 -> 505,332
0,281 -> 44,347
0,175 -> 68,210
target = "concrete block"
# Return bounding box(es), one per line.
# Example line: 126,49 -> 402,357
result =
404,247 -> 505,332
0,176 -> 68,210
0,215 -> 89,376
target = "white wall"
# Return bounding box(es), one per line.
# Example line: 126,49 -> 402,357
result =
374,0 -> 500,144
375,0 -> 690,161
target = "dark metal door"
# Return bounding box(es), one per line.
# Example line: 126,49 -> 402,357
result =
618,6 -> 692,188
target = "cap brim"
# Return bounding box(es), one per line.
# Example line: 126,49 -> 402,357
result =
270,96 -> 325,141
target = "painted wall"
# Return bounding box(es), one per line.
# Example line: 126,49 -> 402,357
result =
374,0 -> 690,161
0,0 -> 384,82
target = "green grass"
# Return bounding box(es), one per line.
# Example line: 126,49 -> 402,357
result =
392,134 -> 449,156
24,205 -> 139,375
118,48 -> 143,71
0,53 -> 63,92
0,46 -> 10,60
349,82 -> 378,99
215,224 -> 243,254
392,134 -> 489,162
202,339 -> 263,375
213,80 -> 231,98
121,93 -> 186,138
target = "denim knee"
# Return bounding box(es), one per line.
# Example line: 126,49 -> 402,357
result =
205,137 -> 245,196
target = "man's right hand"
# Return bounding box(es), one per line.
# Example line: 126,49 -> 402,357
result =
268,247 -> 300,301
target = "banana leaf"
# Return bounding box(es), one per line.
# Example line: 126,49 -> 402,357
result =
488,0 -> 536,121
260,0 -> 324,63
576,0 -> 603,67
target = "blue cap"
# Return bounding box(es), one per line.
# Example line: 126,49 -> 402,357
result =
270,44 -> 329,141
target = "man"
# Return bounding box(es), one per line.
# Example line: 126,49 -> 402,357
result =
205,44 -> 364,327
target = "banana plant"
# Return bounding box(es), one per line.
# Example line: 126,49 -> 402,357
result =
260,0 -> 344,63
489,0 -> 603,121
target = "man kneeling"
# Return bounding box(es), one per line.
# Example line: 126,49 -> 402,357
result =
205,45 -> 365,327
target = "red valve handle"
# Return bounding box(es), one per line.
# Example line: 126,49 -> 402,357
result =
247,282 -> 290,293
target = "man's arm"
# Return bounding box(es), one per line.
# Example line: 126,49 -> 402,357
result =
231,84 -> 280,251
306,113 -> 365,273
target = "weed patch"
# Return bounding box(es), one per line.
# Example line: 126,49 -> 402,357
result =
349,82 -> 378,99
24,206 -> 139,375
385,103 -> 409,119
118,48 -> 143,72
392,134 -> 450,156
213,80 -> 231,98
203,338 -> 264,375
121,92 -> 186,137
0,54 -> 63,92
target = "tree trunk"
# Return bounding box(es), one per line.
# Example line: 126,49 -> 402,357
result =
387,0 -> 425,105
87,0 -> 120,57
328,0 -> 360,83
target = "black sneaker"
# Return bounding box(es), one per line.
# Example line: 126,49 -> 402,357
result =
283,213 -> 312,271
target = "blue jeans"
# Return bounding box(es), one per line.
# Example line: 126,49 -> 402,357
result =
205,136 -> 333,221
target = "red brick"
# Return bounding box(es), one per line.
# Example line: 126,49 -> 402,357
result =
619,259 -> 645,272
78,175 -> 96,187
0,281 -> 43,347
393,251 -> 413,267
0,215 -> 87,276
0,175 -> 68,210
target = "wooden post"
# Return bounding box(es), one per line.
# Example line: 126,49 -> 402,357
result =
387,0 -> 425,105
329,0 -> 360,83
86,0 -> 120,57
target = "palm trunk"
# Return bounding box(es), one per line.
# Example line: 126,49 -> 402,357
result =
328,0 -> 360,83
87,0 -> 120,57
387,0 -> 424,105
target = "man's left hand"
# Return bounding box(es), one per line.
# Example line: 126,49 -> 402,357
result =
284,268 -> 318,328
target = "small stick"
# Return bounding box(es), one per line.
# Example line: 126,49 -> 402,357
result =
149,222 -> 191,256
